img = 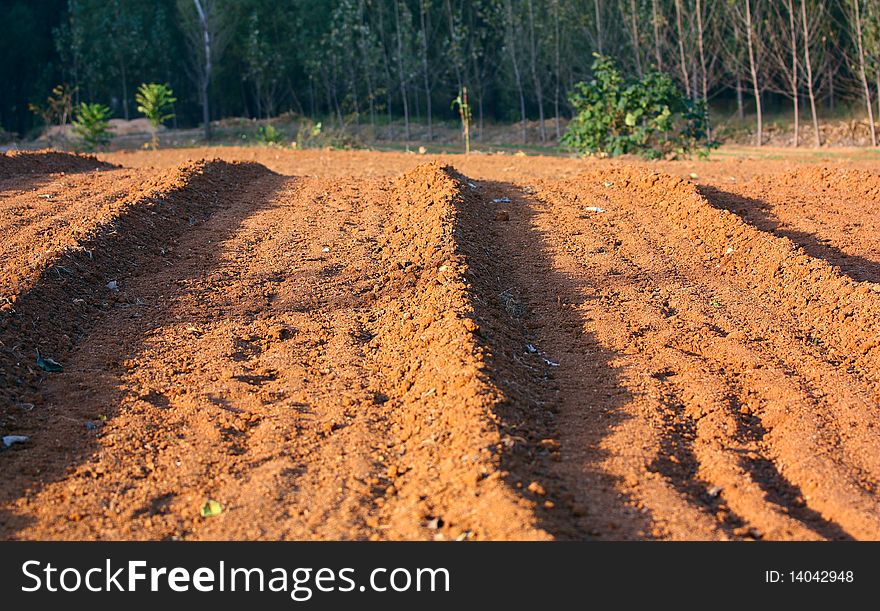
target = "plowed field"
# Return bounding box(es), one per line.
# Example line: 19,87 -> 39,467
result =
2,148 -> 880,540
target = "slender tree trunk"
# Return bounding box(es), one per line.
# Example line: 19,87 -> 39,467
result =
736,76 -> 744,119
744,0 -> 762,146
505,0 -> 527,143
628,0 -> 643,75
526,0 -> 545,142
419,0 -> 432,140
200,78 -> 210,141
478,95 -> 484,140
876,72 -> 880,137
696,0 -> 710,138
375,4 -> 393,138
393,1 -> 410,141
674,0 -> 691,97
118,57 -> 130,120
787,0 -> 799,147
594,0 -> 603,54
554,0 -> 562,139
801,0 -> 821,146
193,0 -> 213,141
828,61 -> 835,112
362,22 -> 376,132
652,0 -> 663,69
876,72 -> 880,135
444,0 -> 464,93
852,0 -> 877,146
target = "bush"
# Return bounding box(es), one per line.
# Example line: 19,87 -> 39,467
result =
135,83 -> 176,149
256,123 -> 284,145
72,102 -> 112,151
562,54 -> 714,159
28,84 -> 75,143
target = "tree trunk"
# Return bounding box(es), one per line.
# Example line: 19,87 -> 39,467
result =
652,0 -> 663,69
828,61 -> 834,112
393,1 -> 411,142
193,0 -> 213,141
505,0 -> 527,144
696,0 -> 709,138
876,72 -> 880,138
419,0 -> 432,140
554,0 -> 562,139
526,0 -> 545,142
801,0 -> 821,146
787,0 -> 799,147
628,0 -> 643,75
594,0 -> 603,54
444,0 -> 464,92
120,60 -> 130,120
852,0 -> 877,146
674,0 -> 691,97
201,77 -> 211,141
736,75 -> 744,119
744,0 -> 762,146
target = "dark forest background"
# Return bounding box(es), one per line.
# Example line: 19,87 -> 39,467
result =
2,1 -> 879,146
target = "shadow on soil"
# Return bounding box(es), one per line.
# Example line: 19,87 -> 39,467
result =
0,152 -> 116,194
456,180 -> 653,540
0,163 -> 284,538
699,185 -> 880,285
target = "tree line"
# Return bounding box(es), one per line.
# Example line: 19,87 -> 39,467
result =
2,0 -> 880,147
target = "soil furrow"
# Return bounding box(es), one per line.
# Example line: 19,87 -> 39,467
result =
1,162 -> 546,541
0,150 -> 114,185
4,149 -> 880,541
534,169 -> 880,539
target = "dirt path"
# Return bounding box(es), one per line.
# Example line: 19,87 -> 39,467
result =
3,150 -> 880,540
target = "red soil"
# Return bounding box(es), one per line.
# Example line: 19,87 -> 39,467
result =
2,148 -> 880,540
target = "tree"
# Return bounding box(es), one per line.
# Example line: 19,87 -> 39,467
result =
563,54 -> 711,158
504,0 -> 528,143
135,82 -> 175,148
849,0 -> 877,146
178,0 -> 229,141
800,0 -> 827,146
29,84 -> 75,142
72,101 -> 111,150
766,0 -> 802,146
392,0 -> 417,141
726,0 -> 766,146
243,9 -> 287,119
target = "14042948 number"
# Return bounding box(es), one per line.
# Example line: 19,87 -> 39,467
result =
789,570 -> 854,583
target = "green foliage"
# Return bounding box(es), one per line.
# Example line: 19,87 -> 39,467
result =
71,102 -> 112,150
451,87 -> 473,154
256,123 -> 284,145
135,82 -> 176,148
291,118 -> 359,150
563,55 -> 714,159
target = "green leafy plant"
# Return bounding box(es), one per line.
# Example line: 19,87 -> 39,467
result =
562,54 -> 714,159
135,83 -> 176,149
71,102 -> 112,151
452,86 -> 472,154
256,123 -> 284,145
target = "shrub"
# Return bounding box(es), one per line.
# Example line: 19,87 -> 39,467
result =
28,85 -> 75,142
71,102 -> 112,151
562,54 -> 714,159
135,83 -> 176,149
256,123 -> 284,145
